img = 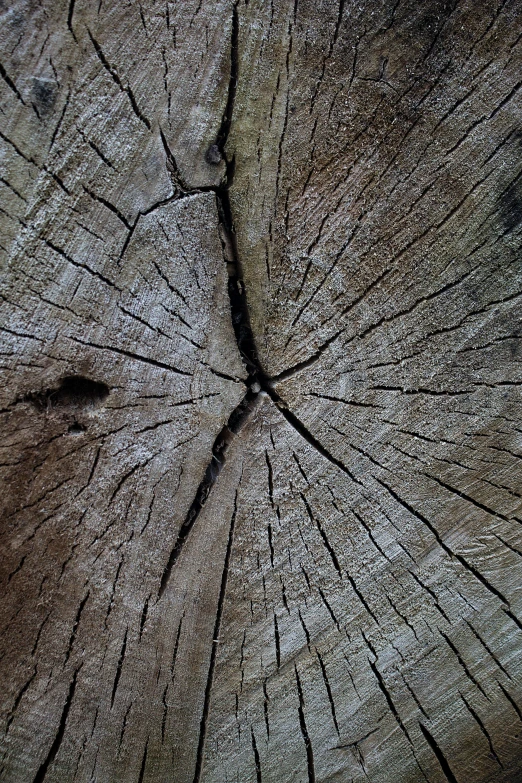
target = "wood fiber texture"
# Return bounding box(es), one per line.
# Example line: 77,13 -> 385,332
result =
1,1 -> 521,783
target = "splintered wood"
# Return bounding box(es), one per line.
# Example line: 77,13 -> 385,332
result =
1,1 -> 521,782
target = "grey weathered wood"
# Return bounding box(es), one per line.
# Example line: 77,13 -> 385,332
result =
1,1 -> 522,782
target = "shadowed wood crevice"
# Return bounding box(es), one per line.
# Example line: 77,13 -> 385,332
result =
158,391 -> 257,598
192,489 -> 239,783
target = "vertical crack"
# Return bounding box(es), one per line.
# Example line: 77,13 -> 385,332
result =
157,0 -> 363,603
110,629 -> 127,710
216,193 -> 260,380
157,2 -> 259,602
193,491 -> 239,783
251,727 -> 262,783
419,723 -> 459,783
32,666 -> 81,783
295,665 -> 316,783
215,1 -> 239,160
158,389 -> 257,598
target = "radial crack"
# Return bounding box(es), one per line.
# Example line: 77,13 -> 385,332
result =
157,390 -> 258,598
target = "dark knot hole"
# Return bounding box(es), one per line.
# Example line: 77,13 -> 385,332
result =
27,375 -> 110,411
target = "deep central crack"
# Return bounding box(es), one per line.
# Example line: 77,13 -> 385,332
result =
157,0 -> 356,601
157,176 -> 357,599
157,176 -> 266,598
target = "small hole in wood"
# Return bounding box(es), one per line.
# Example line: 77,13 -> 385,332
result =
68,421 -> 87,434
27,375 -> 110,411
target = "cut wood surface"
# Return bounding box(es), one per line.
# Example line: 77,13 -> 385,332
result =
1,1 -> 521,782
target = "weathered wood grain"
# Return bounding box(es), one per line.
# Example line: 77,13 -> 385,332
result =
197,396 -> 522,782
1,1 -> 521,782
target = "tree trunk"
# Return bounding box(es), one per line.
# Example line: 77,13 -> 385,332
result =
1,1 -> 522,782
